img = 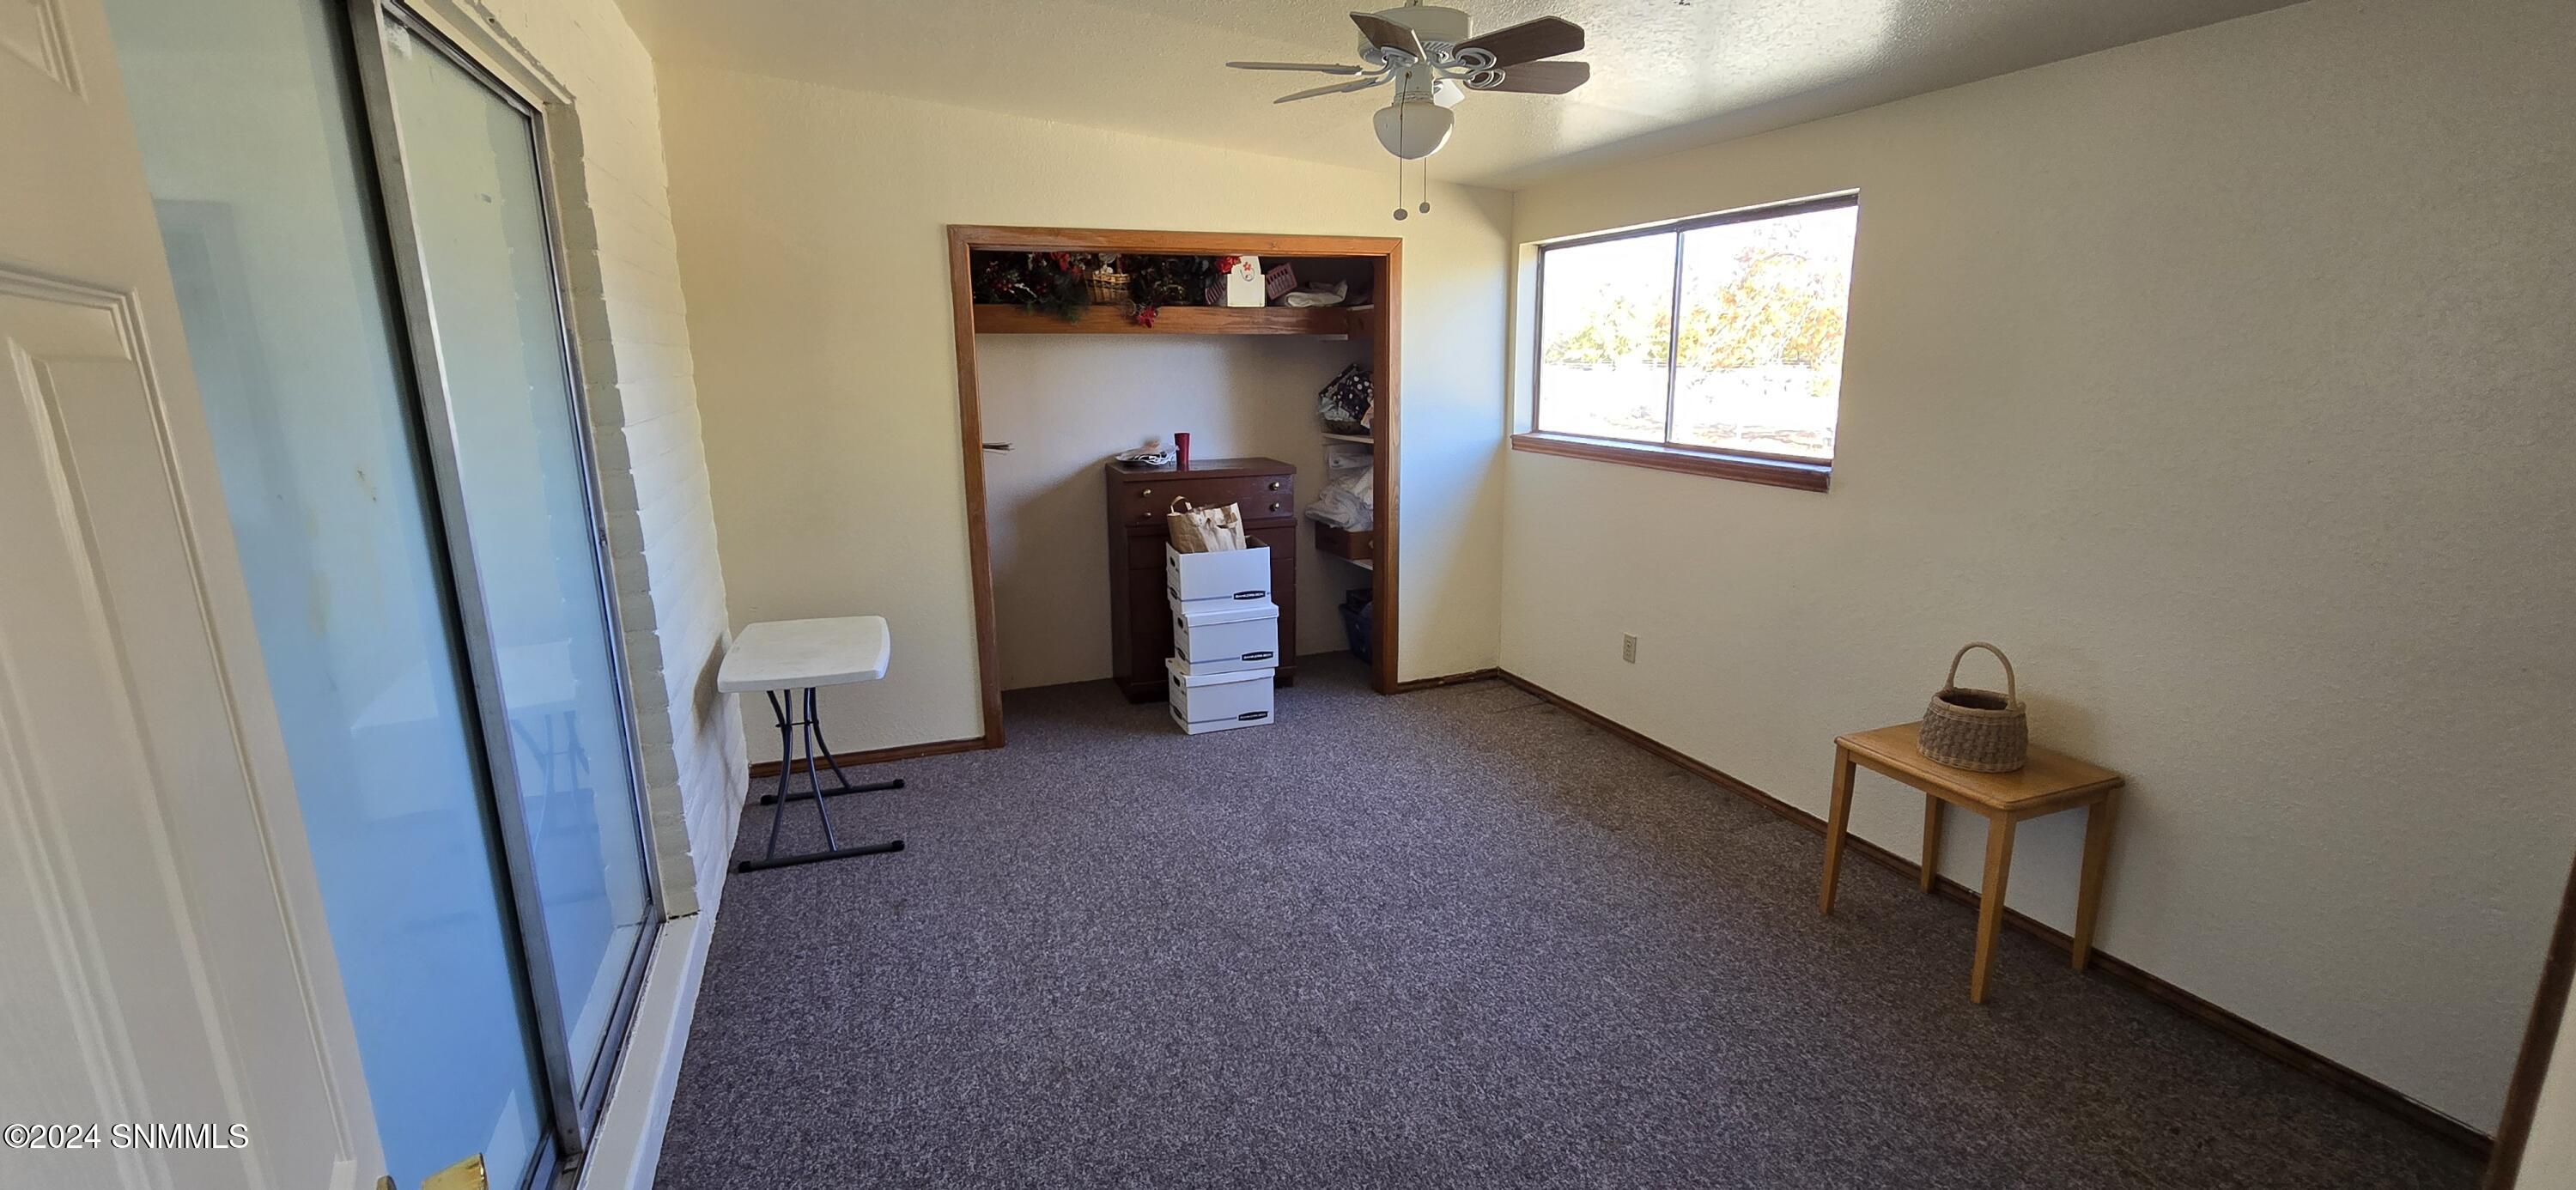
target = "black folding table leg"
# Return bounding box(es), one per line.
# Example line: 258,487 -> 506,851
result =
755,777 -> 903,806
737,684 -> 906,873
753,689 -> 795,863
756,695 -> 906,804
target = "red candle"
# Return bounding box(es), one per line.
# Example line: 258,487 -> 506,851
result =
1174,432 -> 1192,469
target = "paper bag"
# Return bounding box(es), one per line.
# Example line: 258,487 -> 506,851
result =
1167,497 -> 1248,553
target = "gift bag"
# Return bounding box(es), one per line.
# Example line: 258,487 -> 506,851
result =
1167,497 -> 1248,553
1317,362 -> 1373,436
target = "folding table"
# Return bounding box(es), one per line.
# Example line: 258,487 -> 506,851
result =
719,616 -> 908,872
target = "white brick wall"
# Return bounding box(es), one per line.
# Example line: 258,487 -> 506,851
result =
426,0 -> 743,917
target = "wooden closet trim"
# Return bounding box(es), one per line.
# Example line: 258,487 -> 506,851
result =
2487,852 -> 2576,1187
945,225 -> 1407,745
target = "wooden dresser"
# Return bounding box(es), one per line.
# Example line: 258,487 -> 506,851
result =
1105,457 -> 1296,701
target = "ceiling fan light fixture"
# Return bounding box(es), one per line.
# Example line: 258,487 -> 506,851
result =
1231,3 -> 1590,191
1372,99 -> 1453,161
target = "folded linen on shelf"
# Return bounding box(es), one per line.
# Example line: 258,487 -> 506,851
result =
1302,452 -> 1374,531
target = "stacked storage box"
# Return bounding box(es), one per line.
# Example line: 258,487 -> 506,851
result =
1163,543 -> 1279,734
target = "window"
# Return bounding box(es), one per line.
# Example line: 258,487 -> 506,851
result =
1523,194 -> 1858,491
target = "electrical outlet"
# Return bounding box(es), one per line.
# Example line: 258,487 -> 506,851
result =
1621,633 -> 1638,664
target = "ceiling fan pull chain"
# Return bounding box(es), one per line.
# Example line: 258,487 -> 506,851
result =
1392,102 -> 1410,221
1418,155 -> 1431,216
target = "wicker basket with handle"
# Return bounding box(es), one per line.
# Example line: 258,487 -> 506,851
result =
1918,642 -> 2029,773
1084,270 -> 1132,307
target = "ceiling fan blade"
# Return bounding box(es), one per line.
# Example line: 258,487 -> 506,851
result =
1274,76 -> 1387,104
1458,15 -> 1585,69
1348,11 -> 1426,62
1226,61 -> 1369,75
1474,59 -> 1590,94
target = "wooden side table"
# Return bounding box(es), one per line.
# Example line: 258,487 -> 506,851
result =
1819,723 -> 2125,1003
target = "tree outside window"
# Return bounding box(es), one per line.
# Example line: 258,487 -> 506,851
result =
1537,197 -> 1858,462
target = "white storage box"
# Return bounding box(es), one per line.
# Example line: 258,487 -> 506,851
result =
1167,650 -> 1276,679
1170,598 -> 1278,665
1166,659 -> 1273,733
1166,543 -> 1270,604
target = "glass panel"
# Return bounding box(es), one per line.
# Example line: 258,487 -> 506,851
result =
378,19 -> 651,1096
1674,204 -> 1858,459
1536,231 -> 1675,443
100,0 -> 548,1185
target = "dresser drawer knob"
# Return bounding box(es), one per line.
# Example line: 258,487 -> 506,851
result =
1269,502 -> 1282,512
1139,488 -> 1152,497
1267,481 -> 1281,490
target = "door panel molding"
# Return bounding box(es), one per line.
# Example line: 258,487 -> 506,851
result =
0,271 -> 169,1190
0,265 -> 368,1189
0,0 -> 80,93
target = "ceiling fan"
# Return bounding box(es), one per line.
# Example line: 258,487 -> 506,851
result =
1228,3 -> 1589,216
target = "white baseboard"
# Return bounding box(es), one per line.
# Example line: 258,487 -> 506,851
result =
575,905 -> 715,1190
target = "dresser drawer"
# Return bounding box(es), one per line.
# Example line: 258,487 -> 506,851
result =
1115,474 -> 1293,527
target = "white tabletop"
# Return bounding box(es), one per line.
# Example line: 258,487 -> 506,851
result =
719,616 -> 890,693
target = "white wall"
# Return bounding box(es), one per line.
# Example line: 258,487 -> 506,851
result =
979,336 -> 1372,689
1499,0 -> 2576,1131
658,64 -> 1512,762
451,0 -> 745,914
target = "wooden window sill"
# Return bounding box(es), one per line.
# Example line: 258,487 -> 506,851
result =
1510,433 -> 1832,492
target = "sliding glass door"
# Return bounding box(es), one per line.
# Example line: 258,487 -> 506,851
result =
101,0 -> 553,1184
360,3 -> 655,1121
100,0 -> 654,1185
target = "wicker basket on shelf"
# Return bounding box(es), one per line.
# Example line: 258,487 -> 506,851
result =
1918,641 -> 2029,772
1084,270 -> 1132,307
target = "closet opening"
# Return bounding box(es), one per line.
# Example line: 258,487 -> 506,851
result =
945,227 -> 1404,744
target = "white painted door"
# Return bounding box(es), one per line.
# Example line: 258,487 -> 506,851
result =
0,3 -> 380,1189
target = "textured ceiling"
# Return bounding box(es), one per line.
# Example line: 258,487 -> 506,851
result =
615,0 -> 2298,190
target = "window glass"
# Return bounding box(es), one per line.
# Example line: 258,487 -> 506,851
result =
1536,199 -> 1857,464
1674,203 -> 1856,459
102,0 -> 549,1183
1536,231 -> 1675,444
379,19 -> 653,1097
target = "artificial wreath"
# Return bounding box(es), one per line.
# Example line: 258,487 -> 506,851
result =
971,251 -> 1121,321
969,252 -> 1254,327
1121,254 -> 1234,326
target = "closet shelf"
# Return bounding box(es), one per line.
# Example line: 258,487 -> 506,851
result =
972,304 -> 1353,337
1322,432 -> 1376,445
1314,524 -> 1376,567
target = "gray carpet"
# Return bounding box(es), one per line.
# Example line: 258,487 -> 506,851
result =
655,656 -> 2476,1189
